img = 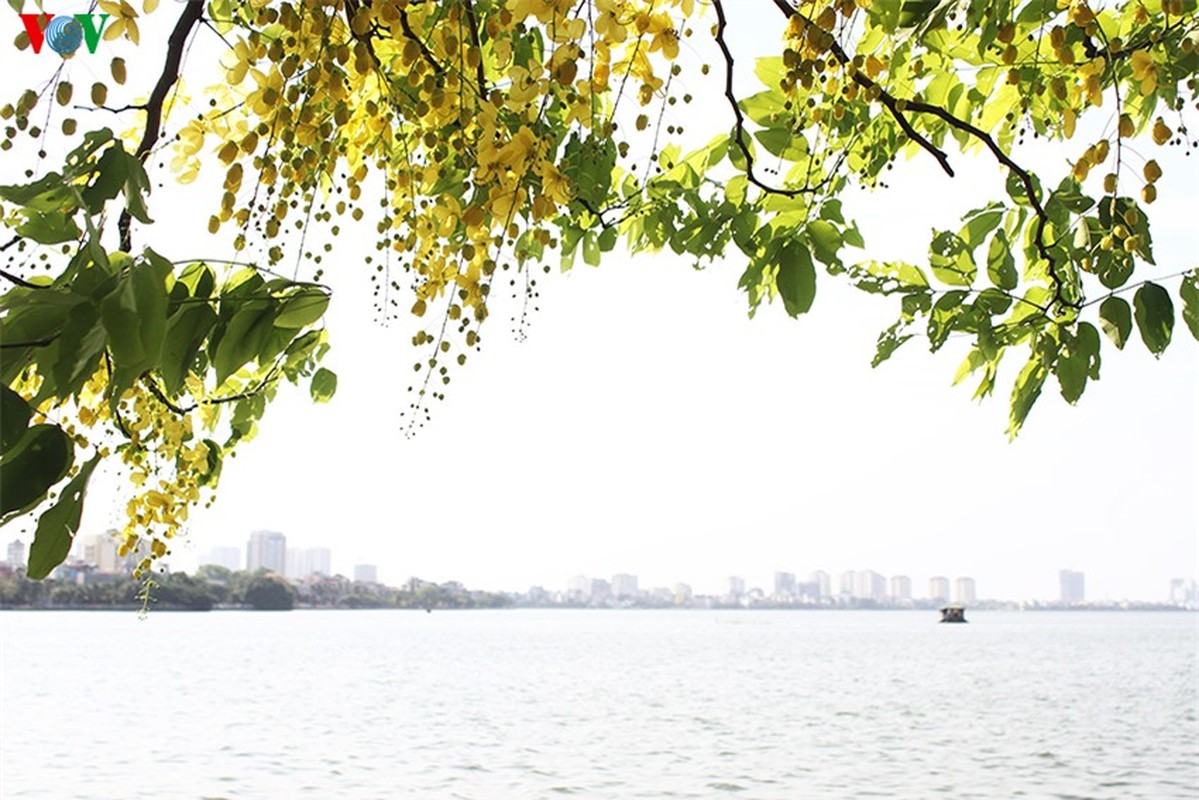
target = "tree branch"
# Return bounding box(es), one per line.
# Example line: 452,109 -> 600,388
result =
711,0 -> 825,197
0,268 -> 44,288
117,0 -> 204,252
461,0 -> 489,96
768,0 -> 1064,305
399,5 -> 447,76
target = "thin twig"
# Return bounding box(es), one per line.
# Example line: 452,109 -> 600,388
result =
117,0 -> 204,251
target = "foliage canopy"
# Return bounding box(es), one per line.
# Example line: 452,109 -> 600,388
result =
1,0 -> 1197,580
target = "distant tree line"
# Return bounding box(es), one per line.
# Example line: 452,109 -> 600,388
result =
0,565 -> 511,612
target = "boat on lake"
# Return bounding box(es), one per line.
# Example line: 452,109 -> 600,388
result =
939,605 -> 968,623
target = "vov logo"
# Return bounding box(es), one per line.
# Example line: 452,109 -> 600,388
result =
18,9 -> 109,57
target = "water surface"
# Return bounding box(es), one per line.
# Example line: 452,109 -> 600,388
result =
1,609 -> 1195,798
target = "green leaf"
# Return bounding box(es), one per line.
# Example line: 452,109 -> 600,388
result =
806,220 -> 842,268
1180,272 -> 1199,341
1055,323 -> 1100,405
754,128 -> 807,160
0,172 -> 75,211
581,231 -> 601,267
739,90 -> 786,126
213,300 -> 274,385
79,144 -> 128,214
159,304 -> 218,395
1008,351 -> 1049,438
1133,282 -> 1173,356
15,210 -> 81,244
775,241 -> 816,317
1098,295 -> 1132,349
1131,281 -> 1170,357
274,287 -> 330,329
26,453 -> 102,580
929,231 -> 976,286
872,319 -> 914,367
310,367 -> 337,403
1,385 -> 31,451
958,207 -> 1004,250
0,423 -> 74,521
51,301 -> 107,398
986,229 -> 1017,290
928,290 -> 967,351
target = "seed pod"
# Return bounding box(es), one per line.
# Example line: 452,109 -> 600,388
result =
90,82 -> 107,106
1143,160 -> 1162,182
55,81 -> 73,106
1141,184 -> 1157,204
110,57 -> 126,85
1152,118 -> 1171,145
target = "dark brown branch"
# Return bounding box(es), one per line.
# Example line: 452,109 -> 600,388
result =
399,6 -> 447,76
0,268 -> 43,288
0,336 -> 57,349
711,0 -> 823,197
142,375 -> 191,414
769,0 -> 1064,304
461,0 -> 489,96
768,0 -> 952,177
117,0 -> 204,252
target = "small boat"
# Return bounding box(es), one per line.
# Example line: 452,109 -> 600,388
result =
939,605 -> 967,623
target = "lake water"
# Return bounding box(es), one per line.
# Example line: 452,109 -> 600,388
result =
1,609 -> 1196,798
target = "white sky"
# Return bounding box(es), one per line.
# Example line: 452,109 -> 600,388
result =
2,2 -> 1195,601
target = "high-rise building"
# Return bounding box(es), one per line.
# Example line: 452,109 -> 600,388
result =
852,570 -> 887,601
724,576 -> 745,598
929,576 -> 951,602
1059,569 -> 1085,604
839,570 -> 856,597
78,531 -> 122,573
286,547 -> 333,579
6,539 -> 26,569
568,575 -> 591,599
353,564 -> 377,583
199,546 -> 241,571
954,577 -> 977,604
808,570 -> 831,599
773,571 -> 797,597
890,575 -> 912,600
1169,578 -> 1197,608
246,530 -> 287,573
611,573 -> 639,599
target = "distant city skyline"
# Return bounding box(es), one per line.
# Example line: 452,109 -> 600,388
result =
171,536 -> 1196,603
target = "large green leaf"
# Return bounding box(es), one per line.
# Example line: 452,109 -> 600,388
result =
213,300 -> 275,384
159,304 -> 218,395
1180,272 -> 1199,341
1098,296 -> 1132,349
0,384 -> 31,450
775,241 -> 816,317
79,144 -> 128,214
1133,282 -> 1173,356
929,231 -> 976,286
1055,323 -> 1100,404
805,220 -> 842,268
51,302 -> 108,400
0,423 -> 74,521
986,229 -> 1017,290
1008,350 -> 1048,438
15,210 -> 81,244
26,453 -> 102,580
310,367 -> 337,403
